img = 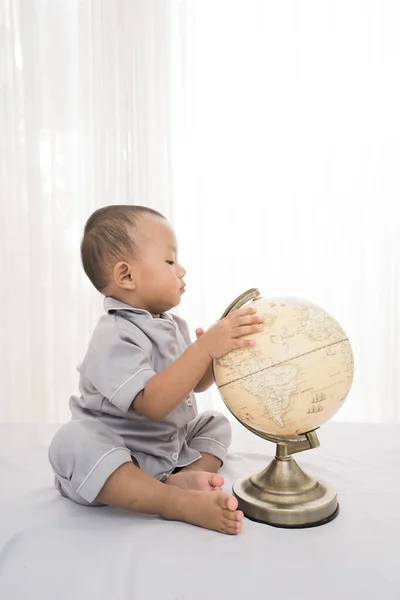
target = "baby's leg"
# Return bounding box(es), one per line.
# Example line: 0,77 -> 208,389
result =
180,452 -> 222,473
165,412 -> 231,491
48,419 -> 242,534
49,419 -> 132,505
97,462 -> 243,535
185,410 -> 232,469
165,468 -> 224,491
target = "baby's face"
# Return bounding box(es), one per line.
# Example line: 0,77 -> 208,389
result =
129,215 -> 186,315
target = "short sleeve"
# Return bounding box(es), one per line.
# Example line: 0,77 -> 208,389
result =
79,320 -> 156,412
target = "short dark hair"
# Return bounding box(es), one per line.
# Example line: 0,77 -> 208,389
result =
81,204 -> 165,292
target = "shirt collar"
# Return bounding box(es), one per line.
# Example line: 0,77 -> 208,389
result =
103,297 -> 173,320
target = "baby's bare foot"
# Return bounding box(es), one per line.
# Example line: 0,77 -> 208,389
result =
165,470 -> 224,491
163,489 -> 244,535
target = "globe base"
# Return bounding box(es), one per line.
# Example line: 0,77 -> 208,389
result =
233,454 -> 339,528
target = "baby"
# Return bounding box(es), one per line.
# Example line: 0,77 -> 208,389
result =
49,205 -> 264,534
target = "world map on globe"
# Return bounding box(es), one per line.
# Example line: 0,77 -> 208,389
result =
213,297 -> 354,437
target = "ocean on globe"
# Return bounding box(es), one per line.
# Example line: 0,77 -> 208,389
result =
213,297 -> 354,437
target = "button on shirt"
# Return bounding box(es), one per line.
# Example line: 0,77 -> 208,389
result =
69,297 -> 200,478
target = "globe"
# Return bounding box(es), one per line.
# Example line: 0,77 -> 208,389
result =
213,295 -> 354,438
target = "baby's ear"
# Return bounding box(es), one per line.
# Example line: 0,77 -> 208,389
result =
113,261 -> 135,289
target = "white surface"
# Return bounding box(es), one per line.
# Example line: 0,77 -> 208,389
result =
0,421 -> 399,600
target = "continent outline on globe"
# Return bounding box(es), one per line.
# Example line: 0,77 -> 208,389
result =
213,296 -> 354,437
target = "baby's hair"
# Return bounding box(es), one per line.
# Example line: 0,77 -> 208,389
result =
81,204 -> 165,292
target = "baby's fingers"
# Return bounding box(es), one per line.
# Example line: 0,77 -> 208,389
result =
234,337 -> 256,349
235,323 -> 264,337
236,314 -> 264,327
231,306 -> 257,318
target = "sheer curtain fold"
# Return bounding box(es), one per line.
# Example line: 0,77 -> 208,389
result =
0,0 -> 181,421
1,0 -> 399,424
173,0 -> 400,424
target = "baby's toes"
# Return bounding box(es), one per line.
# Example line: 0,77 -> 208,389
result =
217,493 -> 239,512
224,509 -> 244,522
222,517 -> 242,534
209,474 -> 224,488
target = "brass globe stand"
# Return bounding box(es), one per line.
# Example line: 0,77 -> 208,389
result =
232,426 -> 339,528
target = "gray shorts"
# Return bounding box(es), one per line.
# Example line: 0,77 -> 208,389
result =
48,412 -> 231,506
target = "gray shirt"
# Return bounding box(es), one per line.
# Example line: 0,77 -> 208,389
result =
69,297 -> 201,477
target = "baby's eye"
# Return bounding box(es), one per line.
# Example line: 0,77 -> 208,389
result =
166,260 -> 175,265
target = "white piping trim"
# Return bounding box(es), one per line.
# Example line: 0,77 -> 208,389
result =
76,446 -> 131,493
109,368 -> 154,401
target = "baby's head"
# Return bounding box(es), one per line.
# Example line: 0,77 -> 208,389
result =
81,205 -> 186,316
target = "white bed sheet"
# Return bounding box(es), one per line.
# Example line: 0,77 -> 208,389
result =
0,420 -> 399,600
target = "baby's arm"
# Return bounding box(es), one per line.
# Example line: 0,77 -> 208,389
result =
133,307 -> 264,420
134,341 -> 211,419
193,328 -> 214,393
194,363 -> 214,393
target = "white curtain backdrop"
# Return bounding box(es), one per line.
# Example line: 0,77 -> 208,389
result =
1,0 -> 399,424
173,0 -> 400,425
0,0 -> 182,421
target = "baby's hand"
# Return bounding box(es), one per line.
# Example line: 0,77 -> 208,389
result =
195,327 -> 205,340
196,307 -> 264,360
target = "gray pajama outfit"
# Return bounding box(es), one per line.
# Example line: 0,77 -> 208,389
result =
49,298 -> 231,505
